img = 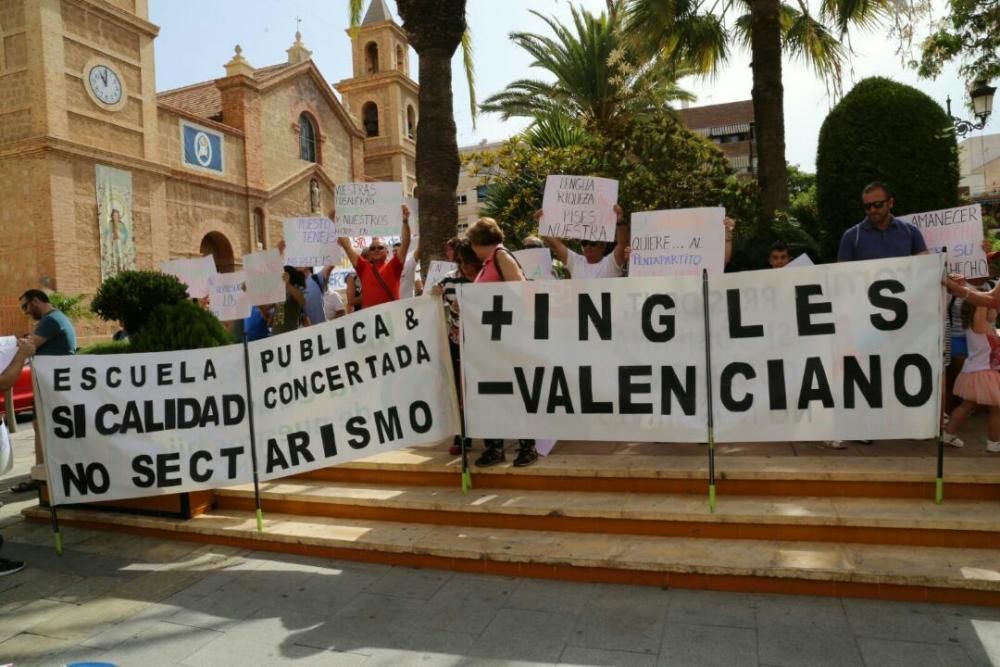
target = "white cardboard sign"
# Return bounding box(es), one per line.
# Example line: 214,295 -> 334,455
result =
897,204 -> 986,278
207,271 -> 251,322
242,249 -> 285,306
541,175 -> 619,242
282,217 -> 343,268
160,255 -> 217,299
513,248 -> 556,281
629,208 -> 725,277
333,182 -> 405,236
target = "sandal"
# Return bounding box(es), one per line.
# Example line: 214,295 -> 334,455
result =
9,480 -> 40,494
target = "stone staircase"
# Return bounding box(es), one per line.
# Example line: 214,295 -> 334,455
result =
25,440 -> 1000,606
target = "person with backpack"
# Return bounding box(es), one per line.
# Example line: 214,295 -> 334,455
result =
466,217 -> 539,468
334,205 -> 411,309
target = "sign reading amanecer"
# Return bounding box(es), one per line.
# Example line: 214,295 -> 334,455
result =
897,204 -> 986,279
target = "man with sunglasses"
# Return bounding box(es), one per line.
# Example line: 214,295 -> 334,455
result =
836,182 -> 928,262
335,205 -> 411,308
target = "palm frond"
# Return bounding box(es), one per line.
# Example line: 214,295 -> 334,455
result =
461,29 -> 477,128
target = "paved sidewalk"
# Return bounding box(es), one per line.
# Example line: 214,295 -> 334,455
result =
1,425 -> 998,666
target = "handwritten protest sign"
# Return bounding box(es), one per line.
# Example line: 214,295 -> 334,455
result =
786,253 -> 814,268
332,182 -> 404,236
629,207 -> 725,277
541,175 -> 618,242
207,271 -> 251,322
160,255 -> 217,298
424,261 -> 453,289
405,196 -> 420,238
897,204 -> 986,278
242,249 -> 284,306
282,217 -> 342,267
0,337 -> 16,375
513,248 -> 556,280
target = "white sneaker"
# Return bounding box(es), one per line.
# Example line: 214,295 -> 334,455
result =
824,440 -> 847,449
942,432 -> 965,448
987,440 -> 1000,453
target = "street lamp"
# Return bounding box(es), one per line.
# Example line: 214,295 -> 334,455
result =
947,80 -> 996,138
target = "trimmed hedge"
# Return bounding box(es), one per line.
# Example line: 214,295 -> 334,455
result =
90,270 -> 190,336
815,77 -> 959,259
128,300 -> 234,353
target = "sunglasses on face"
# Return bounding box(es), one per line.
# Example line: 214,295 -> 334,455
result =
863,200 -> 888,211
370,245 -> 386,251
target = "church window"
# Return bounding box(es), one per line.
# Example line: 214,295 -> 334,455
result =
396,45 -> 405,72
253,208 -> 266,249
299,113 -> 317,162
363,102 -> 379,138
365,42 -> 379,74
406,105 -> 416,139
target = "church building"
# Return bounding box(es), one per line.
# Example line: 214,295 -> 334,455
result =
0,0 -> 417,305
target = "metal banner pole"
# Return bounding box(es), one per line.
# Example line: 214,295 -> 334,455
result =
242,334 -> 265,532
701,269 -> 717,512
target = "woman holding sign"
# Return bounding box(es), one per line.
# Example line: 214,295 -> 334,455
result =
467,218 -> 539,468
537,206 -> 628,279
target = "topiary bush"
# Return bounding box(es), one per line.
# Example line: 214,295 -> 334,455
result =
77,340 -> 131,355
90,270 -> 189,336
815,77 -> 959,260
128,300 -> 234,353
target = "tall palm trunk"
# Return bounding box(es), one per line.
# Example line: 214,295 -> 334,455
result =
396,0 -> 466,274
750,0 -> 789,215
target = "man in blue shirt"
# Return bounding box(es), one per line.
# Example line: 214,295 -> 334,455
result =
837,182 -> 928,262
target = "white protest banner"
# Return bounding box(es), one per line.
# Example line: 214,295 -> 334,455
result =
332,182 -> 404,236
424,261 -> 453,289
160,255 -> 217,299
897,204 -> 986,278
786,253 -> 814,268
248,297 -> 460,480
513,248 -> 556,281
243,249 -> 285,305
541,175 -> 619,242
0,336 -> 16,374
207,271 -> 251,322
282,217 -> 342,267
460,277 -> 708,442
629,207 -> 725,277
34,347 -> 254,504
707,254 -> 943,442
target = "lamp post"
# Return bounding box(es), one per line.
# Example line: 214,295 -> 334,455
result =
947,80 -> 996,138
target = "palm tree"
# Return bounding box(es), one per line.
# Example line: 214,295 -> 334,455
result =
350,0 -> 472,270
480,5 -> 696,138
621,0 -> 887,215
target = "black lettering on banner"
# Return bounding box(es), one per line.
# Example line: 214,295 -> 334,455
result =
219,446 -> 243,479
514,367 -> 544,413
320,423 -> 338,457
157,363 -> 171,386
353,321 -> 367,344
795,285 -> 835,336
96,404 -> 120,436
482,295 -> 513,341
720,362 -> 755,412
868,280 -> 908,331
130,366 -> 146,387
797,357 -> 834,409
260,349 -> 275,374
375,407 -> 403,443
81,367 -> 97,391
301,338 -> 313,363
727,290 -> 764,338
547,367 -> 575,413
190,451 -> 213,483
157,453 -> 182,488
619,366 -> 653,414
662,366 -> 696,415
580,366 -> 613,413
579,293 -> 612,341
410,401 -> 433,434
396,345 -> 412,369
375,314 -> 390,338
60,462 -> 109,497
405,307 -> 419,330
204,359 -> 217,381
54,368 -> 70,392
534,293 -> 550,340
52,406 -> 74,439
894,354 -> 933,407
107,367 -> 121,389
415,340 -> 431,363
641,295 -> 675,342
266,436 -> 289,473
766,359 -> 787,410
844,356 -> 883,408
346,416 -> 370,449
287,431 -> 315,466
132,455 -> 155,488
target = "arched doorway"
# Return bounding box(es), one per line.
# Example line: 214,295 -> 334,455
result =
200,231 -> 235,273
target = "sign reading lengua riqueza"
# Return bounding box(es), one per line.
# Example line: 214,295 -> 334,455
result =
897,204 -> 987,279
248,297 -> 460,481
460,277 -> 708,442
541,175 -> 619,242
35,347 -> 254,505
707,254 -> 943,442
332,182 -> 405,237
629,207 -> 725,277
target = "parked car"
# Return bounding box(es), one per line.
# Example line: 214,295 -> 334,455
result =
0,362 -> 32,418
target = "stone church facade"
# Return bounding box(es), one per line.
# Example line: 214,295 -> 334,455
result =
0,0 -> 416,305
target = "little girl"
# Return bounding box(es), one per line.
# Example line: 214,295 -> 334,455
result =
943,300 -> 1000,452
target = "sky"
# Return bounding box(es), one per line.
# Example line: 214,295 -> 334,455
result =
149,0 -> 976,173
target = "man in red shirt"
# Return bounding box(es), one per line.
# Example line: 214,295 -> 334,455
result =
335,205 -> 411,309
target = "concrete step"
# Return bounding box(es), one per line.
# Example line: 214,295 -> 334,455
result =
24,506 -> 1000,606
215,480 -> 1000,548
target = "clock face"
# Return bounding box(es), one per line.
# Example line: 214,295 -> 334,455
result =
88,65 -> 123,106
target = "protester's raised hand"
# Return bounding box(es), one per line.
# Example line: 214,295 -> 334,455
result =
402,204 -> 410,221
328,208 -> 337,221
533,209 -> 543,222
277,239 -> 286,254
614,204 -> 623,223
16,337 -> 35,357
724,217 -> 736,233
430,283 -> 444,298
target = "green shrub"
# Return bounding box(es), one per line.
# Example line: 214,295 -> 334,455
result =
47,292 -> 92,321
128,300 -> 234,353
815,77 -> 959,260
90,270 -> 189,335
78,341 -> 131,355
